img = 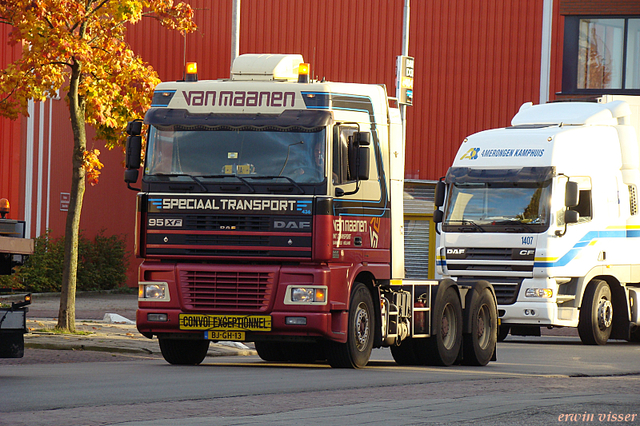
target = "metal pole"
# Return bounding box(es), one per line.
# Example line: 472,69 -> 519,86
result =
401,0 -> 410,57
400,0 -> 410,149
231,0 -> 241,76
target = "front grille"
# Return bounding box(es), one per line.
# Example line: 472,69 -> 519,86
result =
185,234 -> 270,246
445,247 -> 535,275
180,268 -> 276,312
185,215 -> 271,232
458,277 -> 522,305
447,264 -> 533,272
461,247 -> 513,260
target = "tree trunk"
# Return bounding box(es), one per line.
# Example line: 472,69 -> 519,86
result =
57,60 -> 86,332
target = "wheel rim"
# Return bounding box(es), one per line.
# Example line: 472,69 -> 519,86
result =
441,303 -> 457,349
354,302 -> 370,351
476,304 -> 491,348
597,298 -> 613,330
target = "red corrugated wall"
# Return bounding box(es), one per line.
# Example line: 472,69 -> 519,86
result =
0,26 -> 25,220
2,0 -> 563,286
127,0 -> 558,180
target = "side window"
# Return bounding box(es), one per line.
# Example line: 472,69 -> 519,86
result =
571,189 -> 592,222
332,125 -> 358,184
570,177 -> 593,223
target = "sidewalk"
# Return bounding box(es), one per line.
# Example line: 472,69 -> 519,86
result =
1,291 -> 256,362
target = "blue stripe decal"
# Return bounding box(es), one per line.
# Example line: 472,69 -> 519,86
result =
534,228 -> 640,268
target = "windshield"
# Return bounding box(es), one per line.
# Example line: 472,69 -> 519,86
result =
144,125 -> 327,184
444,181 -> 551,232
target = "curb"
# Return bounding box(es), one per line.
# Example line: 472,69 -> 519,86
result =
24,318 -> 257,358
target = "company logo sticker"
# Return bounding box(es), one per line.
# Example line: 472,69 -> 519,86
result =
460,148 -> 480,160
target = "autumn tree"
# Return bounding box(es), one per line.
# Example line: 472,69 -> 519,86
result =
0,0 -> 195,331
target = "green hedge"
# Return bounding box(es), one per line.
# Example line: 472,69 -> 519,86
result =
1,230 -> 129,293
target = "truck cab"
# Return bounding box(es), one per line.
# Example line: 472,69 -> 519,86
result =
435,98 -> 640,345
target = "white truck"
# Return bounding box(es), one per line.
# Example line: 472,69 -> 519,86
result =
434,97 -> 640,345
124,54 -> 498,367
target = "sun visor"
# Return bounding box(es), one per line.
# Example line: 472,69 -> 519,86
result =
144,108 -> 333,129
446,166 -> 555,184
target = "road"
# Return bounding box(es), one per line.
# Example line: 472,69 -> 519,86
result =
2,334 -> 640,426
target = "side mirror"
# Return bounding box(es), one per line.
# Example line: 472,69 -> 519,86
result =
126,120 -> 143,136
124,169 -> 139,184
125,120 -> 143,170
565,181 -> 579,208
348,132 -> 371,181
125,135 -> 142,169
433,209 -> 443,224
564,209 -> 579,224
435,180 -> 446,207
125,120 -> 143,191
355,131 -> 370,146
357,146 -> 370,180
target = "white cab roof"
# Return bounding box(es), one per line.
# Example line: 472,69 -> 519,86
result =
510,101 -> 632,126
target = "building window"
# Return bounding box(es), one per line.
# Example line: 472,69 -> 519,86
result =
563,16 -> 640,94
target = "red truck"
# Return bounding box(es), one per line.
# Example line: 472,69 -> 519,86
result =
125,54 -> 498,368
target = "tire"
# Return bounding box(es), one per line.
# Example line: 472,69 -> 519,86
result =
255,341 -> 286,362
578,280 -> 613,345
0,332 -> 25,358
158,338 -> 210,365
415,287 -> 463,366
327,282 -> 375,368
390,338 -> 419,365
462,289 -> 497,366
285,342 -> 325,363
256,341 -> 325,363
497,325 -> 510,342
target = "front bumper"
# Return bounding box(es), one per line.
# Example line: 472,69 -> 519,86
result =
137,308 -> 347,343
499,301 -> 578,327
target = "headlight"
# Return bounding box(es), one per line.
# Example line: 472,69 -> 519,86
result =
525,288 -> 553,298
138,282 -> 170,301
286,286 -> 327,305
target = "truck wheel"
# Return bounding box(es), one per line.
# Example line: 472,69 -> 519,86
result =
497,325 -> 510,342
390,338 -> 418,365
285,342 -> 324,363
578,280 -> 613,345
415,287 -> 462,366
463,289 -> 497,366
158,338 -> 210,365
327,282 -> 374,368
0,332 -> 25,358
255,341 -> 285,362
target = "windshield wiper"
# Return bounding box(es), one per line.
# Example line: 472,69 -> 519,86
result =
151,173 -> 208,192
448,219 -> 485,232
492,219 -> 537,233
198,174 -> 256,193
246,175 -> 305,194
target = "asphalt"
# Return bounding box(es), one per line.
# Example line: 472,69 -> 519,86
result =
0,291 -> 256,364
1,290 -> 578,365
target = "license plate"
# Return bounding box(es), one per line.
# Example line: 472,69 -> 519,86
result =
179,314 -> 271,331
205,330 -> 245,341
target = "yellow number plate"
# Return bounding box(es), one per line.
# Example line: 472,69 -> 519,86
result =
205,330 -> 245,341
179,314 -> 271,331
